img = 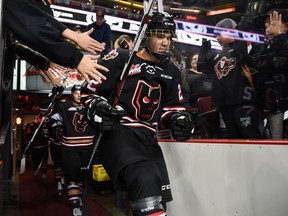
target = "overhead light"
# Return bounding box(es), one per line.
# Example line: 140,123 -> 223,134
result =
132,3 -> 144,9
171,1 -> 183,6
171,7 -> 201,14
114,0 -> 131,6
206,7 -> 236,16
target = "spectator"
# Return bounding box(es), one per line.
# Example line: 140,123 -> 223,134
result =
181,52 -> 212,108
252,9 -> 288,139
114,34 -> 133,50
170,50 -> 182,70
4,0 -> 108,85
86,8 -> 112,56
84,12 -> 193,216
198,18 -> 266,139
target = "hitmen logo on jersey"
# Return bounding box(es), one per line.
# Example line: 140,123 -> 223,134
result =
214,56 -> 236,79
240,116 -> 251,127
73,113 -> 88,132
132,80 -> 161,121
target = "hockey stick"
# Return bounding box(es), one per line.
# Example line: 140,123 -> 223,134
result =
19,86 -> 64,174
81,0 -> 157,172
80,3 -> 157,216
33,151 -> 48,177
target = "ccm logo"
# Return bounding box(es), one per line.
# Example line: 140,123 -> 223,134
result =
161,184 -> 171,190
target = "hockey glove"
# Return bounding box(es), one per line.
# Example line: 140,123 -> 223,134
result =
170,111 -> 194,141
49,86 -> 65,99
86,96 -> 125,131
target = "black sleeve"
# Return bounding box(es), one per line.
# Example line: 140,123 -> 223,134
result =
232,40 -> 249,65
15,42 -> 50,71
3,0 -> 83,68
197,43 -> 213,74
271,34 -> 288,69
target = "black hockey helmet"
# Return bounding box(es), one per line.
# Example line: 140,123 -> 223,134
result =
71,84 -> 82,93
147,12 -> 176,33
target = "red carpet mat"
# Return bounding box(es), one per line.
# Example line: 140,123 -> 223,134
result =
19,164 -> 111,216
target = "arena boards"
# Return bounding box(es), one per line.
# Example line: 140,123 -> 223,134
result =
159,139 -> 288,216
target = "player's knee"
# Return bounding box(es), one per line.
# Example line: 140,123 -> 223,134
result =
123,161 -> 162,200
131,196 -> 165,216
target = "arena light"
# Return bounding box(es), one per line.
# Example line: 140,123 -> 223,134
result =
132,3 -> 144,9
171,7 -> 201,14
206,7 -> 236,16
15,116 -> 22,125
115,0 -> 132,6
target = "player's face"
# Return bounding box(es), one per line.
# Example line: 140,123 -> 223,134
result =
72,90 -> 81,104
148,30 -> 173,54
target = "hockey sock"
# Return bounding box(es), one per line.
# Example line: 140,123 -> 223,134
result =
67,182 -> 81,208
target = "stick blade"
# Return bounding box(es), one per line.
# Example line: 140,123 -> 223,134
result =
19,157 -> 26,174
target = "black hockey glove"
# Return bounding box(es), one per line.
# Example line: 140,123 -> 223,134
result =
49,86 -> 65,99
86,96 -> 125,131
170,111 -> 194,141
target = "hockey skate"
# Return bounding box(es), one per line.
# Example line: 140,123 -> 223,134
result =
42,172 -> 47,183
72,207 -> 82,216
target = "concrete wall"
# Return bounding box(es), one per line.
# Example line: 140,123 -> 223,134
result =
159,140 -> 288,216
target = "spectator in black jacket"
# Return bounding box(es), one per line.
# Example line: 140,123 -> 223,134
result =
4,0 -> 108,85
252,8 -> 288,139
86,8 -> 112,56
198,18 -> 266,139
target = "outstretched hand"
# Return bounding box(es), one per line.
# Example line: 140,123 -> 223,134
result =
76,54 -> 109,85
268,11 -> 285,36
75,28 -> 105,53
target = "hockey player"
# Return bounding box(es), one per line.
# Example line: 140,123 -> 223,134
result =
49,84 -> 95,215
40,103 -> 65,195
198,18 -> 266,139
29,116 -> 49,182
84,12 -> 194,216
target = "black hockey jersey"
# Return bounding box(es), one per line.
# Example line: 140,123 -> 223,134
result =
199,41 -> 255,107
50,99 -> 95,147
84,49 -> 186,135
29,122 -> 49,149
